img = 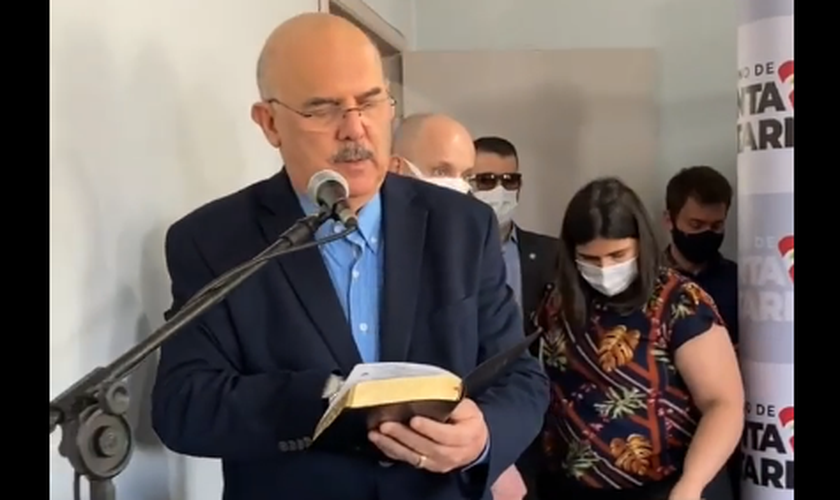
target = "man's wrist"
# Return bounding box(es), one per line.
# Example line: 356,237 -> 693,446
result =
463,439 -> 490,471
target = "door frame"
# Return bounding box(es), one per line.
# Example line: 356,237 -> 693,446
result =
318,0 -> 407,56
318,0 -> 406,120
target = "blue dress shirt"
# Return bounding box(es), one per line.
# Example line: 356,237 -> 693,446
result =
297,191 -> 489,468
297,193 -> 383,363
502,226 -> 522,306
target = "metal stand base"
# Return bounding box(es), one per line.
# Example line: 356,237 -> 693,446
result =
58,391 -> 134,500
91,479 -> 116,500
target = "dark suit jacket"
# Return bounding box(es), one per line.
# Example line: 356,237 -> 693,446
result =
511,227 -> 558,500
515,227 -> 559,337
151,171 -> 549,500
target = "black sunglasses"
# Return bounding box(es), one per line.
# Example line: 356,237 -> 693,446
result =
467,173 -> 522,191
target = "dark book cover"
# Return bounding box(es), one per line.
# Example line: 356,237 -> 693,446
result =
311,331 -> 540,454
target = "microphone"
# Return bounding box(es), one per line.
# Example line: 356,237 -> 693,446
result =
307,170 -> 358,228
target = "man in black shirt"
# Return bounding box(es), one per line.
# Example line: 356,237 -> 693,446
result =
663,166 -> 738,345
663,165 -> 740,500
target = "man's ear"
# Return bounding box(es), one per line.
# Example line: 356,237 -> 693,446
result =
663,210 -> 674,231
388,156 -> 403,174
251,102 -> 282,148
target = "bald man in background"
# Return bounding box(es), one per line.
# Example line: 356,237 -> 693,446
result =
390,113 -> 528,500
389,113 -> 473,193
151,13 -> 548,500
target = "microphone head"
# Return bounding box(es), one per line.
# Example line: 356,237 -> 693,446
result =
307,170 -> 350,202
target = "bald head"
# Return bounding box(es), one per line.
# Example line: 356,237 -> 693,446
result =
256,13 -> 382,99
250,13 -> 395,211
391,113 -> 475,179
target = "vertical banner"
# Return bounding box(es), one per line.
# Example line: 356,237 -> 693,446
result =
737,1 -> 794,500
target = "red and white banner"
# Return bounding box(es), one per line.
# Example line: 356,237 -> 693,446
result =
737,1 -> 794,499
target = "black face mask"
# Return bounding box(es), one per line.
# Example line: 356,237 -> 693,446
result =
671,229 -> 724,264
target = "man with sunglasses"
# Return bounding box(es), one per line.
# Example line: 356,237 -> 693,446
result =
151,14 -> 548,500
468,137 -> 558,500
469,137 -> 558,337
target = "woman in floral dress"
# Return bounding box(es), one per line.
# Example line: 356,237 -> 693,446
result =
534,178 -> 743,500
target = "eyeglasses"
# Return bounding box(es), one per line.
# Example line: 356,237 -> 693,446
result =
266,95 -> 396,131
467,172 -> 522,191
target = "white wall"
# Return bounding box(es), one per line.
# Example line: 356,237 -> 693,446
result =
49,0 -> 419,498
413,0 -> 738,256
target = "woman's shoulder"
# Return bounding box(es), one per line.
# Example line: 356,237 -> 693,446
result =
652,266 -> 720,318
653,267 -> 710,299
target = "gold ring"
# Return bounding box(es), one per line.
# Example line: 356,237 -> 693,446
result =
415,454 -> 427,469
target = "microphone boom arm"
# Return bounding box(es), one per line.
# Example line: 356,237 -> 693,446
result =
49,210 -> 351,500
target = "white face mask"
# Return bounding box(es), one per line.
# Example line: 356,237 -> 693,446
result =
472,186 -> 518,226
576,258 -> 639,297
403,159 -> 471,194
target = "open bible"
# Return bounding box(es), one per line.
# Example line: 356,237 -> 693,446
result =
312,331 -> 540,442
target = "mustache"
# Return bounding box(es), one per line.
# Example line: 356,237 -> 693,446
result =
332,144 -> 374,163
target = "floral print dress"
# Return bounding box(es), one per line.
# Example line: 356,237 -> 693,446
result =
537,267 -> 723,490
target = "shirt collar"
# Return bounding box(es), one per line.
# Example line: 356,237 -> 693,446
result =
296,192 -> 383,253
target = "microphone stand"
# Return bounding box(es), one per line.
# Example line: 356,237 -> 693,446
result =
49,210 -> 355,500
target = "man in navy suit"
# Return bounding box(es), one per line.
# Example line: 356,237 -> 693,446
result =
151,13 -> 549,500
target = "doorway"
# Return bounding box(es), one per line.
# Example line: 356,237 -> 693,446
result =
319,0 -> 406,121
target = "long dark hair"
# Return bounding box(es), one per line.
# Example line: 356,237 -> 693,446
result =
556,177 -> 661,334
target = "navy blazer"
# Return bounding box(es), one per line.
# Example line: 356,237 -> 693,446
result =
151,170 -> 549,500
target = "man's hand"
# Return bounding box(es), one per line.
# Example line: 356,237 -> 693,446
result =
368,398 -> 489,473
